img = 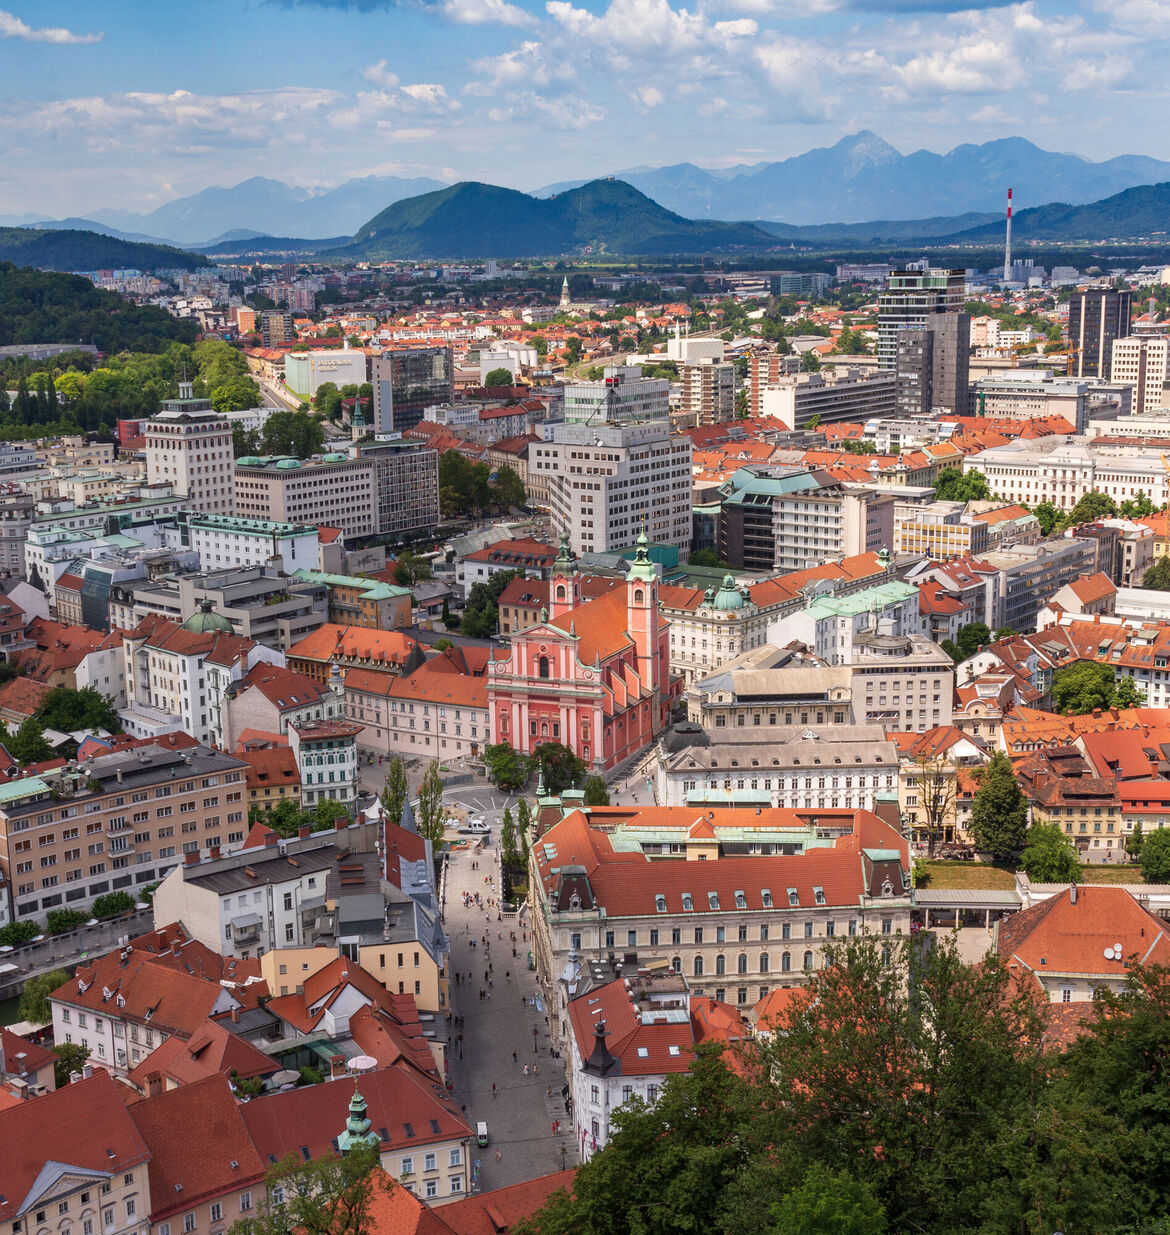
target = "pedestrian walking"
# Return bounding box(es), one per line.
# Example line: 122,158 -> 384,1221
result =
492,1083 -> 497,1097
495,1148 -> 501,1162
523,1064 -> 529,1076
512,1050 -> 518,1063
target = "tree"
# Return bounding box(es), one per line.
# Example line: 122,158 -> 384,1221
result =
492,465 -> 526,511
460,569 -> 523,639
1031,501 -> 1063,536
500,806 -> 519,868
1126,819 -> 1145,860
969,751 -> 1029,859
37,685 -> 121,734
1138,826 -> 1170,882
483,367 -> 513,388
954,621 -> 991,662
688,548 -> 726,567
564,336 -> 582,364
210,375 -> 260,413
1142,556 -> 1170,590
52,1042 -> 92,1088
314,381 -> 342,420
799,349 -> 821,372
18,968 -> 70,1023
233,424 -> 261,457
516,796 -> 533,864
0,920 -> 39,946
9,717 -> 52,764
1051,661 -> 1120,714
91,890 -> 136,919
1114,675 -> 1146,708
934,467 -> 993,503
261,410 -> 325,459
1119,490 -> 1156,518
804,414 -> 821,429
582,774 -> 610,806
391,551 -> 433,587
483,741 -> 528,792
416,760 -> 446,852
907,751 -> 956,858
531,741 -> 585,794
45,908 -> 90,935
1065,489 -> 1117,527
770,1165 -> 886,1235
228,1142 -> 382,1235
379,756 -> 408,827
1018,822 -> 1081,882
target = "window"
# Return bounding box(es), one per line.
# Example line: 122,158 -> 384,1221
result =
400,1158 -> 414,1176
125,1200 -> 136,1219
449,1177 -> 463,1194
239,1194 -> 252,1213
184,1215 -> 196,1233
424,1153 -> 436,1172
693,956 -> 704,976
425,1180 -> 438,1199
760,953 -> 769,972
448,1148 -> 462,1167
882,919 -> 892,936
803,951 -> 814,971
737,953 -> 748,974
538,656 -> 549,678
209,1204 -> 221,1223
781,922 -> 791,940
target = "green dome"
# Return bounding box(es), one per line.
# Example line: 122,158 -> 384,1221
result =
712,574 -> 746,611
275,458 -> 302,470
181,598 -> 234,634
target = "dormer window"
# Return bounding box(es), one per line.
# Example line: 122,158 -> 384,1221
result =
655,894 -> 666,913
708,892 -> 719,910
761,889 -> 773,908
813,886 -> 826,905
681,893 -> 693,912
734,890 -> 746,910
787,888 -> 799,907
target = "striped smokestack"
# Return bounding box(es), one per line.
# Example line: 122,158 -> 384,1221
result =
1003,187 -> 1013,284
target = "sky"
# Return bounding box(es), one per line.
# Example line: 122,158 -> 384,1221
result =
1,0 -> 1167,216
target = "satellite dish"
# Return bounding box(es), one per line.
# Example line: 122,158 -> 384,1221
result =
347,1055 -> 378,1074
1115,942 -> 1122,954
1104,947 -> 1116,960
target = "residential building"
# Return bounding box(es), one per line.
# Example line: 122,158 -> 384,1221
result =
1109,333 -> 1170,415
288,718 -> 363,809
240,745 -> 301,813
894,501 -> 992,559
996,885 -> 1169,1003
164,511 -> 320,574
890,725 -> 990,850
1015,744 -> 1123,857
261,310 -> 294,347
353,436 -> 441,538
562,366 -> 670,425
877,269 -> 965,370
0,740 -> 249,923
757,368 -> 897,430
766,579 -> 921,664
530,802 -> 912,1045
894,313 -> 970,415
234,455 -> 377,542
344,646 -> 492,760
457,536 -> 557,589
120,613 -> 282,748
488,536 -> 677,771
0,1072 -> 151,1235
371,347 -> 454,434
747,351 -> 801,417
286,624 -> 420,684
679,359 -> 736,425
107,566 -> 328,653
291,569 -> 412,630
1038,572 -> 1117,625
717,466 -> 894,572
145,382 -> 236,516
222,661 -> 346,747
0,486 -> 35,577
972,371 -> 1098,432
536,419 -> 693,556
1068,288 -> 1131,378
14,617 -> 126,702
0,1025 -> 56,1097
655,722 -> 898,812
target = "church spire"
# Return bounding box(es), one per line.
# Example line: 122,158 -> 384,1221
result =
627,525 -> 656,583
337,1083 -> 380,1154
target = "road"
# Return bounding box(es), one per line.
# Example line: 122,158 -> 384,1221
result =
256,374 -> 301,411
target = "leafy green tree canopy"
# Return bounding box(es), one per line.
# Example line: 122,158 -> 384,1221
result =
1018,822 -> 1082,883
1138,826 -> 1170,883
19,968 -> 70,1023
969,751 -> 1029,860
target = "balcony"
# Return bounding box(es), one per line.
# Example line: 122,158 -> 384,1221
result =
230,913 -> 263,942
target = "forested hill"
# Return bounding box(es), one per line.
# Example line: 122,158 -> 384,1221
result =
0,227 -> 209,272
0,264 -> 197,352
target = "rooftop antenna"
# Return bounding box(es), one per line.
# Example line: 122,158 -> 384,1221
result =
1003,187 -> 1013,284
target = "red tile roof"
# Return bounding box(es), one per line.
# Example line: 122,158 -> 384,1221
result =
0,1072 -> 150,1225
437,1171 -> 575,1235
240,746 -> 300,792
127,1017 -> 277,1091
128,1073 -> 266,1219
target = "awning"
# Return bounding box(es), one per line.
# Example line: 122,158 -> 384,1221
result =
231,913 -> 263,929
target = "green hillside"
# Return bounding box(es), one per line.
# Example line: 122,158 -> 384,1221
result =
333,179 -> 777,258
948,181 -> 1170,243
0,227 -> 210,272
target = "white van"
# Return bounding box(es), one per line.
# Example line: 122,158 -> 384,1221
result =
476,1121 -> 489,1146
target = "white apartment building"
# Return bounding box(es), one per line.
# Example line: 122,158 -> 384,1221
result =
972,371 -> 1094,431
145,384 -> 236,516
535,420 -> 693,556
759,368 -> 897,430
766,580 -> 921,665
161,512 -> 320,573
562,366 -> 670,424
288,719 -> 363,809
962,436 -> 1170,510
1110,334 -> 1170,416
679,360 -> 736,426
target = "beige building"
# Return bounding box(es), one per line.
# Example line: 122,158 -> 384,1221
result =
145,385 -> 235,516
1110,334 -> 1170,416
894,502 -> 991,560
679,359 -> 736,425
0,740 -> 249,925
234,455 -> 377,541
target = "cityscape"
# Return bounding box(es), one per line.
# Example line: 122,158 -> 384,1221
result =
4,2 -> 1170,1234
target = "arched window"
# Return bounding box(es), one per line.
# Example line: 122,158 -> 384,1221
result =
540,721 -> 549,737
803,951 -> 814,971
693,956 -> 704,976
715,954 -> 726,975
671,956 -> 681,973
555,585 -> 566,602
781,952 -> 791,972
633,588 -> 644,606
737,953 -> 748,974
538,655 -> 550,678
759,953 -> 769,973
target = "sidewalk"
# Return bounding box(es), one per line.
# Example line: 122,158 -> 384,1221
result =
442,843 -> 576,1190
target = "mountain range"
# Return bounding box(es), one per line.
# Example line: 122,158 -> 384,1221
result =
330,179 -> 775,259
533,132 -> 1170,225
0,228 -> 209,272
5,133 -> 1170,245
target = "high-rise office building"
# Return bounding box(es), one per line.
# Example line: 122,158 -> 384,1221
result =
877,270 -> 966,370
1069,288 -> 1132,379
371,347 -> 454,434
1111,334 -> 1170,415
145,381 -> 236,516
895,312 -> 970,416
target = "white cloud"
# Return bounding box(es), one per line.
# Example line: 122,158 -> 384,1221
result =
362,59 -> 400,88
0,7 -> 102,43
631,85 -> 665,108
440,0 -> 533,25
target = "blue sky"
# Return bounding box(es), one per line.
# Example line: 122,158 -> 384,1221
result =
0,0 -> 1165,215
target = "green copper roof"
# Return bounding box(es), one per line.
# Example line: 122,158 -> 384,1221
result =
712,574 -> 748,611
337,1084 -> 380,1154
181,598 -> 234,634
292,569 -> 410,600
